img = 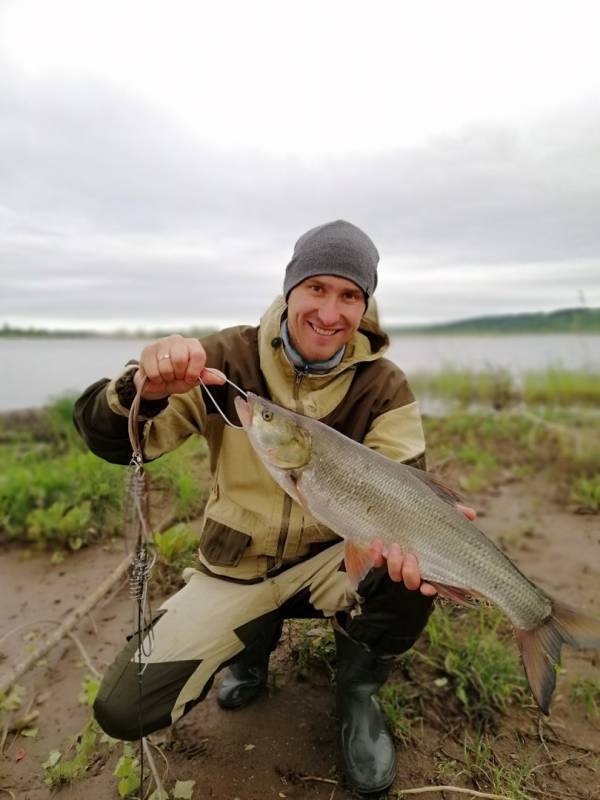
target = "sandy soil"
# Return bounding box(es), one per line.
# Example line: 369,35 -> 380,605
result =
1,481 -> 599,800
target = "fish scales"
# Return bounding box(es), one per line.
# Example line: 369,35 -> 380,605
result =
296,415 -> 550,630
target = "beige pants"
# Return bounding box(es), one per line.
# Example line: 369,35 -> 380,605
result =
93,541 -> 433,741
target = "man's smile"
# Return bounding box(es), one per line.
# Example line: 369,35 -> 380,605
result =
307,320 -> 343,337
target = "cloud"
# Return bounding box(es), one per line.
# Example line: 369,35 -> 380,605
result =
1,64 -> 599,326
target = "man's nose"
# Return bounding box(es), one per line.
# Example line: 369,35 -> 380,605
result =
317,296 -> 341,326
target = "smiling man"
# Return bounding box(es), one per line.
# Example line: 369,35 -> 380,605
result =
74,220 -> 472,795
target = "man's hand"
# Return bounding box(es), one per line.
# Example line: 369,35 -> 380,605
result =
133,334 -> 226,400
368,503 -> 477,596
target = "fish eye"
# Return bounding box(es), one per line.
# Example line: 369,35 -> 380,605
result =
261,409 -> 273,422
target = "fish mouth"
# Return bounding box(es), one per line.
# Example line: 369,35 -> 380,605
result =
234,396 -> 252,428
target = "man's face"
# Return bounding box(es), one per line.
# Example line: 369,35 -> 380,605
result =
286,275 -> 366,362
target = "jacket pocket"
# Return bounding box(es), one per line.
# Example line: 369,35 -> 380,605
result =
199,519 -> 252,567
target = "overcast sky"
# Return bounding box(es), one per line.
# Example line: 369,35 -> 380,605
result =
1,0 -> 599,330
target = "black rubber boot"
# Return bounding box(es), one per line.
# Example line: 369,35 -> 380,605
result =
335,628 -> 396,795
217,619 -> 282,710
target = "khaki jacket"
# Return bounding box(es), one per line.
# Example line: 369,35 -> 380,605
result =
102,297 -> 426,581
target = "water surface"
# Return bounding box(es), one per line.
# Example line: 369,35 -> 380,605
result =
2,334 -> 598,412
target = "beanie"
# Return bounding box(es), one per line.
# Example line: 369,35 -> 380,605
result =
283,220 -> 379,302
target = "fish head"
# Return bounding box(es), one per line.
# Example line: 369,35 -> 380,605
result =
234,393 -> 312,469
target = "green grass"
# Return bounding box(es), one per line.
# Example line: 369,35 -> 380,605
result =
411,368 -> 517,409
570,475 -> 600,512
569,676 -> 600,718
412,367 -> 600,409
0,448 -> 125,548
416,605 -> 528,721
379,680 -> 419,745
146,436 -> 209,519
461,731 -> 534,800
523,368 -> 600,407
424,409 -> 600,501
0,396 -> 211,550
289,620 -> 337,680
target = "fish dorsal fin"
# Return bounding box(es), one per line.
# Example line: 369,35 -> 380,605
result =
405,465 -> 463,505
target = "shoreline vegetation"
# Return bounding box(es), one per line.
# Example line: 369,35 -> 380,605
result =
1,367 -> 598,554
2,306 -> 600,338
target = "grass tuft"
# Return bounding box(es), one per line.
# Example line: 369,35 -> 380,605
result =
419,605 -> 528,721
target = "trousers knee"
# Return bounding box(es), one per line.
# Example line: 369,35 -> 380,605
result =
93,695 -> 142,742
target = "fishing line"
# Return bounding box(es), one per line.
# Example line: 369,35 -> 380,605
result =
197,367 -> 247,429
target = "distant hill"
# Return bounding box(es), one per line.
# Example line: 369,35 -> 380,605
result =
2,308 -> 599,338
389,307 -> 600,335
0,324 -> 215,339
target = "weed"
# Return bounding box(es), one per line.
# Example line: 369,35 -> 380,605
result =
412,368 -> 517,410
570,475 -> 600,512
154,523 -> 199,566
421,605 -> 528,721
147,436 -> 209,519
114,743 -> 141,798
379,680 -> 418,745
413,367 -> 600,409
0,451 -> 125,547
569,676 -> 600,718
523,368 -> 600,407
43,717 -> 108,788
78,675 -> 101,707
289,620 -> 336,679
462,731 -> 534,800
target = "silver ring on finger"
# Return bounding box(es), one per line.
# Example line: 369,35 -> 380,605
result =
159,353 -> 172,361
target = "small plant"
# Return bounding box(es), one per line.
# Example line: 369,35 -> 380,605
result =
147,436 -> 209,519
421,605 -> 528,721
290,620 -> 336,679
0,449 -> 125,547
78,675 -> 101,707
570,475 -> 600,512
43,718 -> 105,788
114,743 -> 141,798
154,524 -> 199,566
569,676 -> 600,717
462,731 -> 534,800
379,680 -> 418,745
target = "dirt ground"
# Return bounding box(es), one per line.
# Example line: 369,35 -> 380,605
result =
1,481 -> 599,800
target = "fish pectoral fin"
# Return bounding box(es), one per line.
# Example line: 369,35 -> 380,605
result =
344,541 -> 375,590
406,467 -> 463,506
429,582 -> 482,608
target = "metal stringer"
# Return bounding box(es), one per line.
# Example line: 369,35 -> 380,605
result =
126,379 -> 156,799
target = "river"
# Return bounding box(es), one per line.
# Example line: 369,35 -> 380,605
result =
1,334 -> 598,412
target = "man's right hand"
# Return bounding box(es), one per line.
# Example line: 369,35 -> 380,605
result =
133,335 -> 226,400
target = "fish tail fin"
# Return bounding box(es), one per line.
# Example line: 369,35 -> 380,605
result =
515,599 -> 600,715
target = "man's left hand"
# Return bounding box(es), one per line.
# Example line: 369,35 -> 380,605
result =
368,504 -> 477,596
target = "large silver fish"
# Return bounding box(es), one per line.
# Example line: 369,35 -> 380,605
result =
234,392 -> 600,715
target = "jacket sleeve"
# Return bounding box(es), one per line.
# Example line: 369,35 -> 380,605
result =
361,366 -> 427,470
73,368 -> 207,465
362,402 -> 427,470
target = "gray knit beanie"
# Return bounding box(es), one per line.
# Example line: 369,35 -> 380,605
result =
283,220 -> 379,302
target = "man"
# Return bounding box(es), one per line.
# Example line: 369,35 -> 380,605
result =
75,220 -> 474,795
